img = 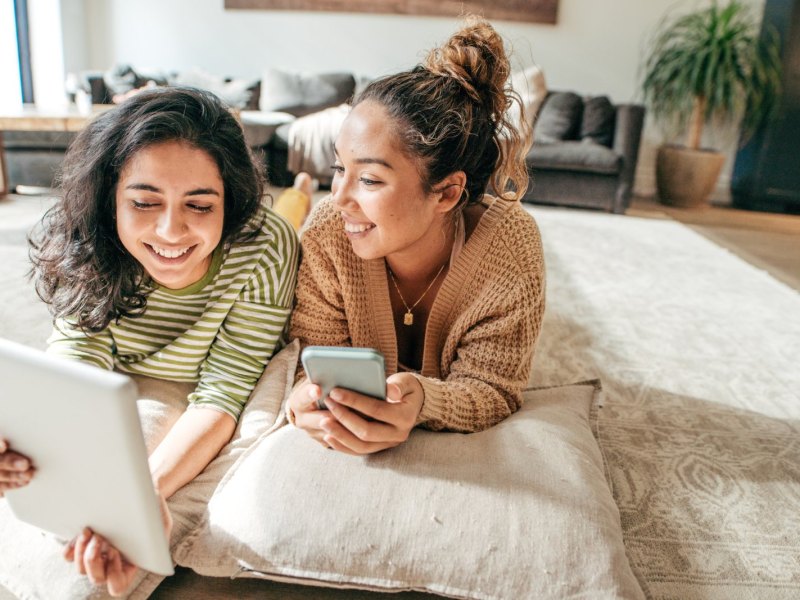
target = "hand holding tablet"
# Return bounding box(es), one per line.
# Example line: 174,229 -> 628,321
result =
63,494 -> 172,595
0,338 -> 174,593
0,437 -> 34,496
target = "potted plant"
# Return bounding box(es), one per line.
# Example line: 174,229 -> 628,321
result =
642,0 -> 782,208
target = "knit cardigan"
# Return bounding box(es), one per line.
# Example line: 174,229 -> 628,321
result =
289,195 -> 545,432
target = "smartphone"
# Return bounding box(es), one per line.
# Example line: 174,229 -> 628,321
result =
301,346 -> 386,410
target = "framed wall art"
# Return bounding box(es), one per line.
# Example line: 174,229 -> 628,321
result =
224,1 -> 559,25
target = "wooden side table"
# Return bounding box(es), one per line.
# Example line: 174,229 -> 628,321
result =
0,104 -> 114,199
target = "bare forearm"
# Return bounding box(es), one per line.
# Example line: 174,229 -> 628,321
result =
148,407 -> 236,499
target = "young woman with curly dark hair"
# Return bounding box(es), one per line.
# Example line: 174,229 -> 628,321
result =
0,87 -> 300,594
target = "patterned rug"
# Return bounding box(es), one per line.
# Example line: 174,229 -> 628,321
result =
526,207 -> 800,600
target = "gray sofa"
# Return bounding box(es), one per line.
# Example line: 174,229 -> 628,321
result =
523,91 -> 645,214
4,82 -> 644,216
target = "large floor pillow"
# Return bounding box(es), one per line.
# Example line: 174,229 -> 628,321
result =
174,382 -> 644,599
0,341 -> 299,600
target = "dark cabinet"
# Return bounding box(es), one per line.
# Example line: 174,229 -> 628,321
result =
731,0 -> 800,214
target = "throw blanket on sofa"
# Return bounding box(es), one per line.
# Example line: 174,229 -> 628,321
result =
287,104 -> 351,186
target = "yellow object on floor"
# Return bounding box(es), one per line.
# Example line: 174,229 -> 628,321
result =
272,188 -> 310,233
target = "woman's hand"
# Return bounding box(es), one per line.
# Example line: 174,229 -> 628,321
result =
286,379 -> 335,448
0,437 -> 34,497
64,493 -> 172,597
320,372 -> 424,455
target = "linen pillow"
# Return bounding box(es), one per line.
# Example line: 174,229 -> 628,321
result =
580,95 -> 616,147
170,67 -> 258,109
508,64 -> 548,130
259,69 -> 356,117
174,383 -> 644,599
0,340 -> 300,600
533,91 -> 583,143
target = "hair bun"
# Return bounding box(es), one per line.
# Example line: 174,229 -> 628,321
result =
423,16 -> 511,114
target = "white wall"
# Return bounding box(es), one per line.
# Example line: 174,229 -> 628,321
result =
63,0 -> 766,202
79,0 -> 670,96
60,0 -> 88,76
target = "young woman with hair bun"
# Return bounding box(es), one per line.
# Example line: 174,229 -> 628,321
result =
286,16 -> 546,453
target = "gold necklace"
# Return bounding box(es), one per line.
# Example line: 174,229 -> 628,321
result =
388,262 -> 447,326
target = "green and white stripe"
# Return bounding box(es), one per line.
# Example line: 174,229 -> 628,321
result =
48,203 -> 299,421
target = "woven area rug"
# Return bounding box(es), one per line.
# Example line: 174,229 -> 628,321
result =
526,206 -> 800,600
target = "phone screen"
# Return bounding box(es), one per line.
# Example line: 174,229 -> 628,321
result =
301,346 -> 386,409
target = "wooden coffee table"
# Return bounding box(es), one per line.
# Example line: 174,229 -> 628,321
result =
0,104 -> 114,198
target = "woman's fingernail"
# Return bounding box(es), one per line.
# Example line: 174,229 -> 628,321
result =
329,389 -> 342,401
308,387 -> 320,399
13,459 -> 28,470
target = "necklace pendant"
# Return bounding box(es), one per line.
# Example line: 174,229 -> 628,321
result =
403,311 -> 414,326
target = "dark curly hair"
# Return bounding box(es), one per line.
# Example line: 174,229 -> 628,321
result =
355,16 -> 531,206
29,86 -> 265,333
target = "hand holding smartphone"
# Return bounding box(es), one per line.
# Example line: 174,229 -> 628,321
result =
301,346 -> 386,410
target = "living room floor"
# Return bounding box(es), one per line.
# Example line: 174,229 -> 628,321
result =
627,195 -> 800,292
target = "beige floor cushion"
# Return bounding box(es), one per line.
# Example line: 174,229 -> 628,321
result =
174,382 -> 643,599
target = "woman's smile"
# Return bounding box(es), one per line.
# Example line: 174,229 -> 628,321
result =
145,242 -> 197,262
341,216 -> 376,236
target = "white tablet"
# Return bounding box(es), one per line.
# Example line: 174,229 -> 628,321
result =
0,338 -> 174,576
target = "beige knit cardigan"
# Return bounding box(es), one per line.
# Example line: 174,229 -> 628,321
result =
289,195 -> 545,432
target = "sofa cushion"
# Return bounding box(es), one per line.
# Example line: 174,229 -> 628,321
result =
259,69 -> 356,117
243,80 -> 261,111
173,383 -> 644,599
170,68 -> 258,109
533,91 -> 583,142
581,95 -> 616,147
528,140 -> 622,175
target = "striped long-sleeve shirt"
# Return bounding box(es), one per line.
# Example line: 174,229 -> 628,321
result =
47,203 -> 300,421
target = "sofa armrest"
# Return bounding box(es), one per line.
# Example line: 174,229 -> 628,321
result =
611,103 -> 645,213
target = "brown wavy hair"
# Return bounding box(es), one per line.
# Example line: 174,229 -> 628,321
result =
29,87 -> 265,333
355,16 -> 531,205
